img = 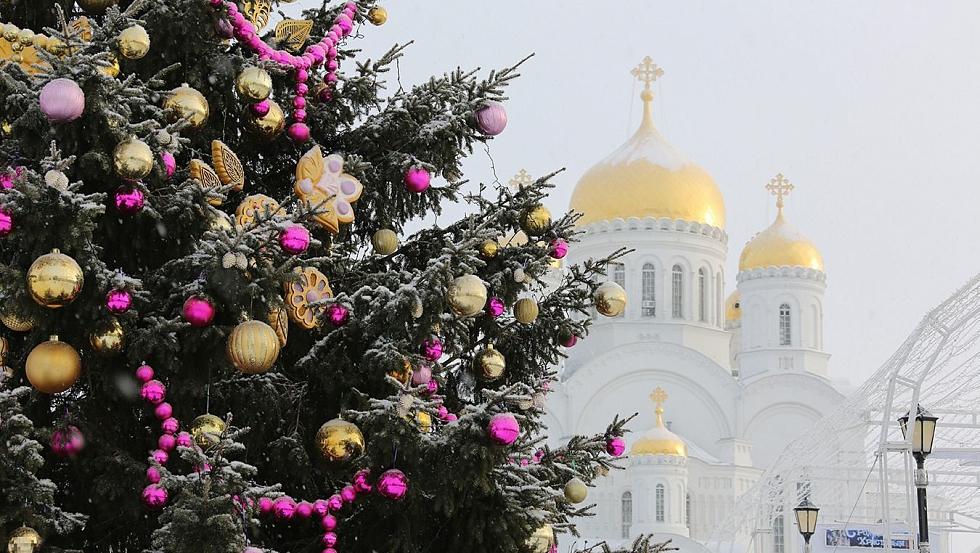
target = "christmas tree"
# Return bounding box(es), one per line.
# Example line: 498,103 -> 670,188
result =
0,1 -> 631,552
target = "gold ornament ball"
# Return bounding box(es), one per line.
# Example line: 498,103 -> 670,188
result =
99,53 -> 120,78
236,66 -> 273,102
594,281 -> 627,317
519,204 -> 552,236
247,99 -> 285,139
226,320 -> 280,374
478,239 -> 499,259
113,137 -> 154,180
564,477 -> 588,504
191,413 -> 227,448
371,229 -> 399,255
446,274 -> 488,317
27,249 -> 84,308
117,24 -> 150,60
164,83 -> 209,130
514,298 -> 539,324
26,336 -> 81,394
416,410 -> 433,433
90,318 -> 125,356
474,344 -> 505,381
367,6 -> 388,25
7,526 -> 42,553
315,418 -> 365,462
526,524 -> 556,553
1,311 -> 33,332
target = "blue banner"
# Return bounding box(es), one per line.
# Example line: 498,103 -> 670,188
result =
825,528 -> 911,549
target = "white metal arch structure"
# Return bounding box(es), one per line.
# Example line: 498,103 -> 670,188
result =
708,273 -> 980,551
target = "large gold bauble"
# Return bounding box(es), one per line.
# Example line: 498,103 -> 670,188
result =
77,0 -> 118,13
371,229 -> 399,255
519,204 -> 552,236
1,311 -> 33,332
27,249 -> 84,308
478,239 -> 499,259
594,281 -> 627,317
247,99 -> 285,139
226,320 -> 280,374
7,526 -> 42,553
26,336 -> 81,394
164,83 -> 209,130
446,275 -> 487,317
267,306 -> 289,347
117,24 -> 150,60
514,298 -> 539,324
474,344 -> 505,381
113,137 -> 154,180
190,413 -> 226,448
315,418 -> 364,462
564,477 -> 588,504
90,318 -> 125,356
526,524 -> 556,553
367,6 -> 388,25
236,66 -> 273,102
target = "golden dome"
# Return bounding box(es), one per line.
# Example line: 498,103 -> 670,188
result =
569,61 -> 726,228
725,291 -> 741,322
739,174 -> 823,272
630,387 -> 687,457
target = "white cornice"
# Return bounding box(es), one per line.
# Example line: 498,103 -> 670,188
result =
736,266 -> 826,283
575,216 -> 728,245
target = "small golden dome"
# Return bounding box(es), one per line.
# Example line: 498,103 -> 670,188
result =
725,291 -> 741,322
569,60 -> 725,228
630,387 -> 687,457
739,174 -> 823,272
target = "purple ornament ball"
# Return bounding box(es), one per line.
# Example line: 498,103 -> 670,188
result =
326,304 -> 349,327
326,495 -> 343,512
151,449 -> 169,464
158,434 -> 177,451
106,289 -> 132,314
140,380 -> 167,404
51,425 -> 85,457
485,297 -> 505,318
340,485 -> 356,503
403,167 -> 430,193
487,413 -> 520,446
258,497 -> 274,515
114,186 -> 145,216
287,122 -> 311,143
182,296 -> 216,327
313,499 -> 330,517
475,101 -> 508,136
549,238 -> 569,259
176,431 -> 193,448
425,380 -> 439,395
421,337 -> 442,361
320,514 -> 337,531
146,466 -> 161,483
323,549 -> 338,553
605,436 -> 626,456
437,405 -> 449,420
135,363 -> 154,382
411,364 -> 432,386
214,17 -> 235,38
353,469 -> 373,493
154,402 -> 173,420
322,533 -> 338,547
142,484 -> 168,508
161,417 -> 180,434
40,78 -> 85,123
250,100 -> 271,117
296,501 -> 314,518
279,225 -> 311,254
0,208 -> 13,237
273,496 -> 296,519
376,469 -> 408,500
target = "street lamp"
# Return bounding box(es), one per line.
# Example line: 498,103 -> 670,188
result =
793,497 -> 819,553
898,404 -> 938,553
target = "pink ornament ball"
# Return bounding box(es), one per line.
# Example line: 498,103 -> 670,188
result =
154,402 -> 173,420
411,364 -> 432,386
549,238 -> 569,259
326,304 -> 350,327
140,380 -> 167,404
485,297 -> 505,318
313,499 -> 330,517
146,466 -> 161,484
250,100 -> 271,117
287,122 -> 311,143
273,496 -> 296,519
475,101 -> 508,136
258,497 -> 275,515
340,485 -> 356,503
214,18 -> 235,38
560,332 -> 578,348
323,549 -> 338,553
0,208 -> 13,237
487,413 -> 520,446
182,296 -> 216,327
279,225 -> 311,254
142,484 -> 168,509
106,289 -> 132,314
421,338 -> 442,361
445,413 -> 458,422
158,434 -> 177,451
353,469 -> 373,493
114,186 -> 145,216
322,533 -> 338,547
40,78 -> 85,123
162,417 -> 180,434
605,436 -> 626,456
135,363 -> 154,382
326,495 -> 343,512
437,405 -> 449,420
403,167 -> 431,193
425,380 -> 438,395
51,425 -> 85,457
161,151 -> 177,178
320,514 -> 337,531
151,449 -> 169,464
176,431 -> 193,448
296,501 -> 314,518
376,469 -> 408,500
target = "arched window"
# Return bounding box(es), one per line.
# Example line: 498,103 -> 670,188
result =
621,491 -> 632,538
773,514 -> 785,553
655,484 -> 665,522
779,303 -> 792,346
671,265 -> 683,319
642,264 -> 656,317
698,268 -> 707,322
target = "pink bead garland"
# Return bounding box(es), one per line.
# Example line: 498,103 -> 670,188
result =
208,0 -> 359,142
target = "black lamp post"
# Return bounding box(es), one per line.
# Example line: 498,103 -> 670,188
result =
793,497 -> 819,553
898,404 -> 938,553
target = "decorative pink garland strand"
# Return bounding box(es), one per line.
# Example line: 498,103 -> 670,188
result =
207,0 -> 359,143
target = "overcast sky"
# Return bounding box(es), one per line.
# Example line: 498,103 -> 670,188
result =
283,1 -> 980,388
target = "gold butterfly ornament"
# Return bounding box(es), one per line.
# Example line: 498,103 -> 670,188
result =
294,146 -> 363,234
274,19 -> 313,53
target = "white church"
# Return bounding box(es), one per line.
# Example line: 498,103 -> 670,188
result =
544,57 -> 849,552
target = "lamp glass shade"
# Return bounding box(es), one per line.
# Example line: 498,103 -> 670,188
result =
898,404 -> 938,457
793,499 -> 819,536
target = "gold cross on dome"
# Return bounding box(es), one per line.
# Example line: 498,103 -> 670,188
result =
631,56 -> 664,91
650,387 -> 668,409
508,169 -> 533,191
766,173 -> 794,211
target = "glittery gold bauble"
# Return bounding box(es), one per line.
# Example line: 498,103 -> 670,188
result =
7,526 -> 42,553
164,83 -> 209,130
367,6 -> 388,25
27,249 -> 84,308
247,99 -> 285,139
1,311 -> 33,332
446,275 -> 487,317
478,239 -> 498,259
526,524 -> 556,553
564,477 -> 588,503
315,418 -> 364,462
99,53 -> 120,77
371,229 -> 399,255
388,358 -> 413,386
514,298 -> 539,324
236,66 -> 272,102
117,24 -> 150,59
267,306 -> 289,347
113,137 -> 154,180
416,410 -> 432,433
191,413 -> 226,448
77,0 -> 118,13
89,318 -> 125,356
26,336 -> 81,394
474,344 -> 505,381
594,281 -> 627,317
226,320 -> 280,374
519,204 -> 552,236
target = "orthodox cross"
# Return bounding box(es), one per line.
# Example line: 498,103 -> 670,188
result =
650,386 -> 668,411
766,173 -> 794,211
631,56 -> 664,91
508,168 -> 533,191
